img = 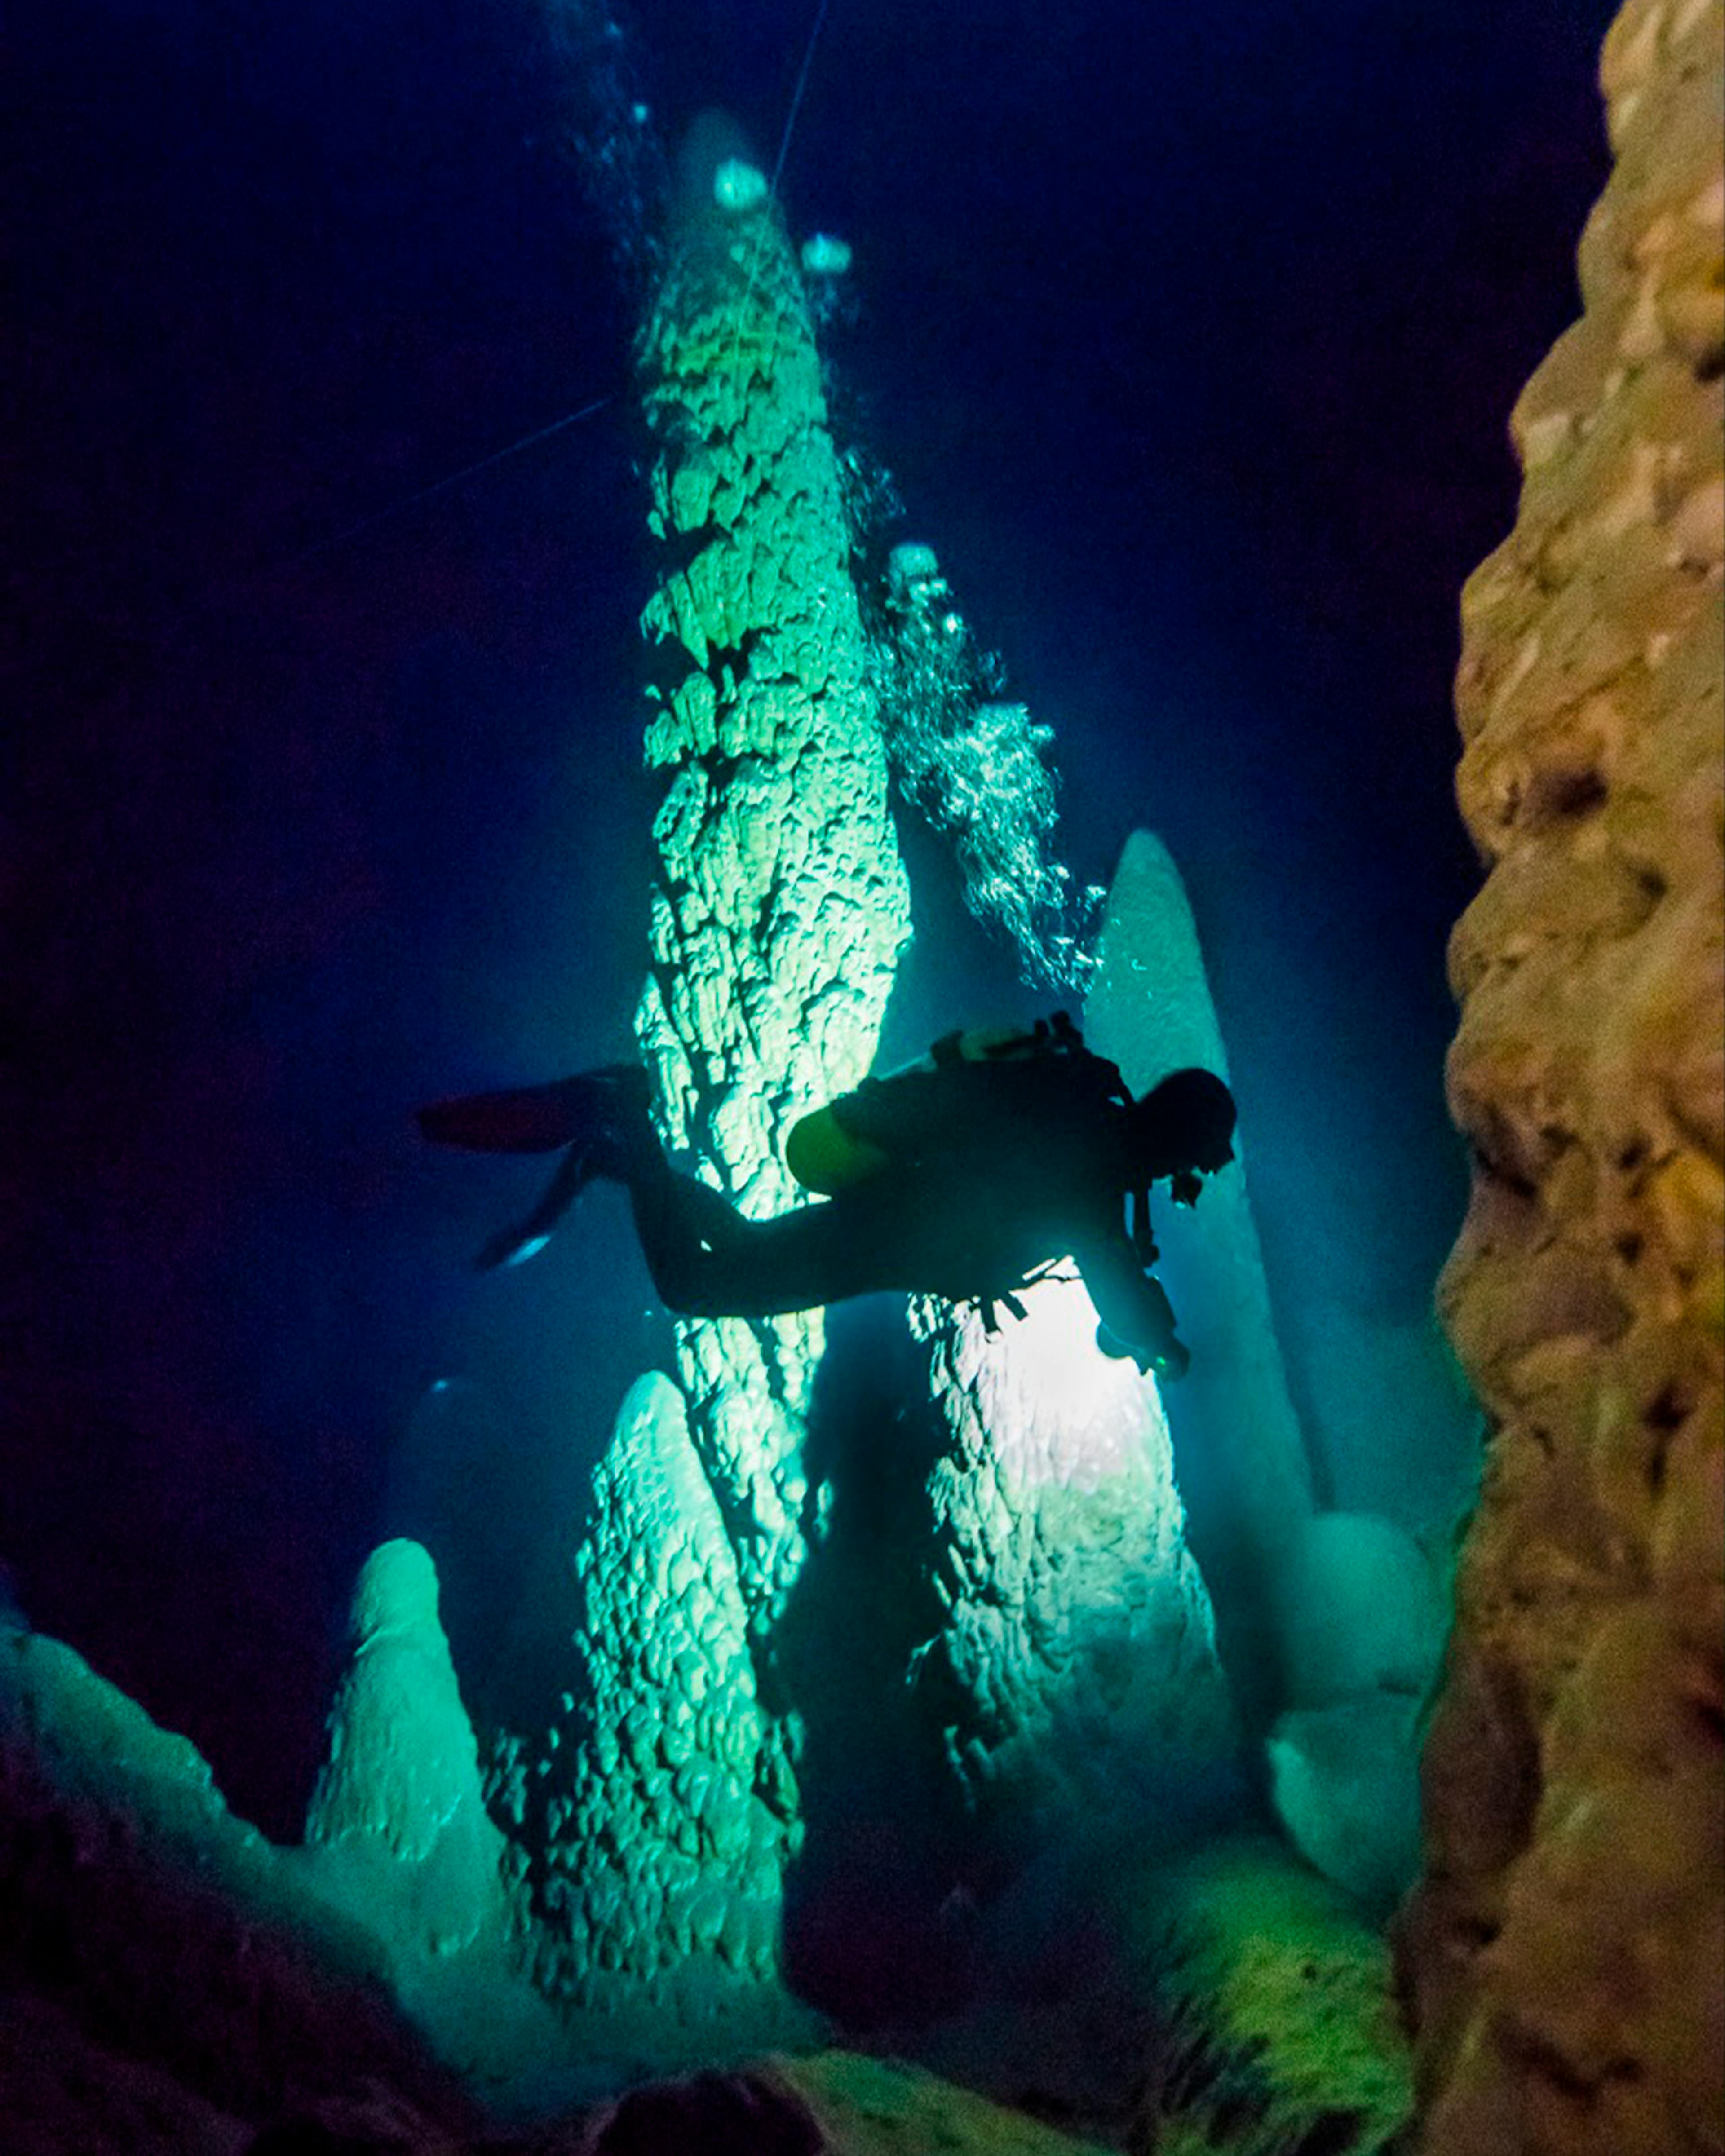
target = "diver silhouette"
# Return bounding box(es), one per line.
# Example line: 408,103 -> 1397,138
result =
417,1015 -> 1236,1378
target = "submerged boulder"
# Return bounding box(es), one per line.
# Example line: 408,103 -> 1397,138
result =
1268,1692 -> 1424,1918
1261,1510 -> 1437,1917
1276,1509 -> 1446,1713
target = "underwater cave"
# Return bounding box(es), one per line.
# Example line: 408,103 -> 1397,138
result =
2,0 -> 1720,2151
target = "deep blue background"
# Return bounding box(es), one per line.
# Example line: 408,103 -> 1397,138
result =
4,0 -> 1614,1835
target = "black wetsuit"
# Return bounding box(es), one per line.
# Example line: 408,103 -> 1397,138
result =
612,1038 -> 1184,1366
421,1028 -> 1193,1370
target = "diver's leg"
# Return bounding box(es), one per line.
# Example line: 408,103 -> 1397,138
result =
627,1166 -> 895,1320
483,1066 -> 898,1319
623,1158 -> 747,1312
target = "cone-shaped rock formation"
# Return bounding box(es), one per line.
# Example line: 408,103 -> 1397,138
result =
612,127 -> 911,1997
495,1374 -> 811,2041
908,834 -> 1243,1863
1084,829 -> 1317,1733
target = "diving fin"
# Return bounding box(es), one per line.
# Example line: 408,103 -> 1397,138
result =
417,1066 -> 642,1155
419,1064 -> 652,1269
473,1144 -> 596,1270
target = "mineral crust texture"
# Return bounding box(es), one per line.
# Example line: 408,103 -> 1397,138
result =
634,148 -> 907,1666
495,1375 -> 805,2029
1402,4 -> 1725,2152
1128,1839 -> 1413,2156
910,834 -> 1244,1857
523,164 -> 909,2011
914,1274 -> 1238,1858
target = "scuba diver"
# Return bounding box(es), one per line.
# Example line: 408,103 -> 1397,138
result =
417,1014 -> 1236,1379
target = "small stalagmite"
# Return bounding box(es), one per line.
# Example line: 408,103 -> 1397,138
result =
306,1537 -> 514,1963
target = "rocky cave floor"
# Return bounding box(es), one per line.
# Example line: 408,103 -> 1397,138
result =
0,1614 -> 1413,2156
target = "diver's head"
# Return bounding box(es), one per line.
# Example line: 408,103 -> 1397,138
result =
1127,1068 -> 1237,1195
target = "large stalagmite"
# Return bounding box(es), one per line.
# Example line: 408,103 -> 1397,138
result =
525,125 -> 910,2010
497,1375 -> 802,2028
910,835 -> 1244,1858
301,1539 -> 582,2093
1085,840 -> 1442,1910
915,1275 -> 1237,1850
633,124 -> 909,1644
1402,3 -> 1724,2151
1084,830 -> 1316,1732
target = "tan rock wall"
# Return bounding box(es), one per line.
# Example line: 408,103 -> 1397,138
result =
1402,4 -> 1724,2152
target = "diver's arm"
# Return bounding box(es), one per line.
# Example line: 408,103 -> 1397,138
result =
1073,1232 -> 1189,1380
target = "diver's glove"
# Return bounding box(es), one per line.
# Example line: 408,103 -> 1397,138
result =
1096,1323 -> 1190,1381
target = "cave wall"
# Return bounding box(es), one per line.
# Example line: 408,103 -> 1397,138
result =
1402,2 -> 1724,2150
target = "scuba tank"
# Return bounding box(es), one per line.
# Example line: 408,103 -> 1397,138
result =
784,1013 -> 1119,1193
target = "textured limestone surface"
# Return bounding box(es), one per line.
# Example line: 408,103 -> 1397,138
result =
1404,3 -> 1725,2151
495,1374 -> 813,2039
773,2050 -> 1117,2154
903,839 -> 1244,1863
633,159 -> 909,1630
912,828 -> 1405,1866
593,145 -> 908,2009
305,1539 -> 514,1961
913,1273 -> 1238,1855
1083,830 -> 1316,1734
1128,1839 -> 1413,2156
